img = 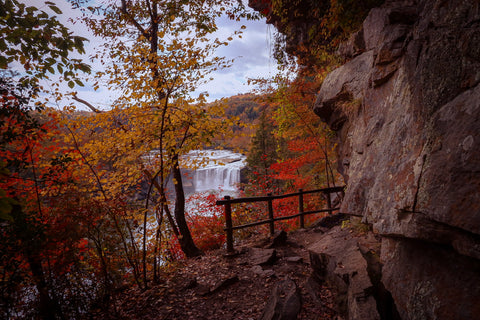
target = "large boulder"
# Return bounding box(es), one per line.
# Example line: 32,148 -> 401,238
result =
309,228 -> 377,319
312,0 -> 480,319
260,278 -> 302,320
381,238 -> 480,319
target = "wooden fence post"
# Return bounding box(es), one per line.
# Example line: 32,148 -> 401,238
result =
267,193 -> 274,236
326,191 -> 332,214
298,189 -> 304,228
223,196 -> 234,253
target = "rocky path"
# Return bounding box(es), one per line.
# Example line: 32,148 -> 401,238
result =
108,229 -> 339,320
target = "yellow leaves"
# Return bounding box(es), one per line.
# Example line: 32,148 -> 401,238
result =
61,0 -> 249,206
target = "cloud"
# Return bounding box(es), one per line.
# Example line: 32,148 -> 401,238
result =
16,0 -> 277,108
199,17 -> 278,99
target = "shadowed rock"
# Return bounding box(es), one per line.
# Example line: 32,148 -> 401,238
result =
260,278 -> 302,320
250,248 -> 277,266
309,226 -> 382,320
311,0 -> 480,318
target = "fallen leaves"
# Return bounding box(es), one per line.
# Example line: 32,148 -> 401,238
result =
106,231 -> 338,320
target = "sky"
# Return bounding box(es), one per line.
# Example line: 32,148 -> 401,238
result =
20,0 -> 279,109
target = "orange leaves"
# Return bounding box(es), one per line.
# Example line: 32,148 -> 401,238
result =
246,67 -> 339,195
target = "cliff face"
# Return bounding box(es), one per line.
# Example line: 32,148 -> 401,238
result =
316,0 -> 480,318
316,0 -> 480,245
253,0 -> 480,319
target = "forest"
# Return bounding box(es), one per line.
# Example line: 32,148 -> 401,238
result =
0,0 -> 358,318
8,0 -> 475,319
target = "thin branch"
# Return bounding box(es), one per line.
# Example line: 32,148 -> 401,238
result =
28,144 -> 43,218
72,94 -> 103,113
143,168 -> 180,237
120,0 -> 149,38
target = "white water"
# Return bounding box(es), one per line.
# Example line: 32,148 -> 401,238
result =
182,149 -> 246,194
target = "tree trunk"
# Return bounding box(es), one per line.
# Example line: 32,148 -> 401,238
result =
171,155 -> 203,258
12,205 -> 60,320
26,254 -> 60,320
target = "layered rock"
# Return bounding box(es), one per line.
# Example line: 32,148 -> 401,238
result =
309,225 -> 383,320
312,0 -> 480,319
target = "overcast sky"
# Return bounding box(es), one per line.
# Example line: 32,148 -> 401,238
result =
21,1 -> 278,109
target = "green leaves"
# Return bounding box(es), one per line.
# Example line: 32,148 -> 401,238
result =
0,0 -> 91,84
46,2 -> 62,15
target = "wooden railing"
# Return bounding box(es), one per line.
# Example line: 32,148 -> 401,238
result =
216,186 -> 345,253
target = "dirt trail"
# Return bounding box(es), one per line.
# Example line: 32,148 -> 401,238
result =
109,229 -> 338,320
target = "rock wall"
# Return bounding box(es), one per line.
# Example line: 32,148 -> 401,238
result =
313,0 -> 480,319
251,0 -> 480,319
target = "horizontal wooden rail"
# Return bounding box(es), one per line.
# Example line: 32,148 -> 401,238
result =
216,186 -> 345,205
216,186 -> 345,253
226,207 -> 340,231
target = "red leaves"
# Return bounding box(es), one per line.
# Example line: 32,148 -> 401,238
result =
186,192 -> 226,251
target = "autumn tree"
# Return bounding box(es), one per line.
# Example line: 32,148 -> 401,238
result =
220,93 -> 260,151
66,0 -> 250,285
245,105 -> 281,193
270,73 -> 339,189
0,1 -> 94,318
246,68 -> 340,200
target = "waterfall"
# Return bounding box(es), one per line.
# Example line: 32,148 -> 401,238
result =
183,150 -> 246,194
194,166 -> 241,192
141,149 -> 246,198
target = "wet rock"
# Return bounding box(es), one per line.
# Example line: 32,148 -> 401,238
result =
260,278 -> 302,320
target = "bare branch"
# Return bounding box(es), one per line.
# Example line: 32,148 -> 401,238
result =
72,94 -> 103,113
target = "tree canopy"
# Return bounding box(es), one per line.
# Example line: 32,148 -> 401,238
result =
0,0 -> 90,87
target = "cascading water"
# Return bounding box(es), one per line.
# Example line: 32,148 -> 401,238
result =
139,150 -> 245,245
183,150 -> 246,194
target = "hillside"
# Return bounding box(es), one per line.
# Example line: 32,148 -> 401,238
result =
218,93 -> 262,152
